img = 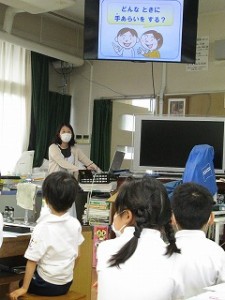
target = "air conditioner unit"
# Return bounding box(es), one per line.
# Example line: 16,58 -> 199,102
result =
52,60 -> 74,70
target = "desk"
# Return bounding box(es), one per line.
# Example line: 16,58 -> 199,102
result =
0,235 -> 30,258
212,211 -> 225,244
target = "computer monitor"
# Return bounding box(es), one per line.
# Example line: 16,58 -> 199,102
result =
14,151 -> 35,176
133,115 -> 225,174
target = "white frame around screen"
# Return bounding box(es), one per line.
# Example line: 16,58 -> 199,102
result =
132,115 -> 225,174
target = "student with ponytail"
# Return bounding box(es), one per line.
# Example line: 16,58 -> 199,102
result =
96,176 -> 183,300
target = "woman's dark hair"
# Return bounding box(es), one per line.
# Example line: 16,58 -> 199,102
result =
42,171 -> 78,212
109,176 -> 180,267
52,123 -> 76,146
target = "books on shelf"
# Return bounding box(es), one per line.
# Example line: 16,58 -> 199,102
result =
88,197 -> 111,210
86,196 -> 112,226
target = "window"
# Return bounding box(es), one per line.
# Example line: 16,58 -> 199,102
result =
0,41 -> 31,174
131,98 -> 156,112
111,98 -> 157,170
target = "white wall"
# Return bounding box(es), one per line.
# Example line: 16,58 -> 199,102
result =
166,12 -> 225,95
0,3 -> 83,65
71,60 -> 163,134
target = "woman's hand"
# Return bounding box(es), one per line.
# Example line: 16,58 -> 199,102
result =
9,287 -> 27,300
87,163 -> 101,173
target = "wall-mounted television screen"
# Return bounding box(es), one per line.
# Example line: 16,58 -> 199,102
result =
84,0 -> 199,63
133,115 -> 225,174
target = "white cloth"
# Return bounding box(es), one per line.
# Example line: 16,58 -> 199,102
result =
16,182 -> 37,210
175,230 -> 225,298
97,227 -> 183,300
25,211 -> 84,285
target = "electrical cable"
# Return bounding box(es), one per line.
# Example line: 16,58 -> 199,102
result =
86,172 -> 97,225
79,72 -> 126,97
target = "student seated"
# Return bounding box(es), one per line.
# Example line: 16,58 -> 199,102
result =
9,171 -> 84,300
96,176 -> 183,300
171,182 -> 225,298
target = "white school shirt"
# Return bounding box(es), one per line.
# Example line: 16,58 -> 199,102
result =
175,230 -> 225,298
25,211 -> 84,285
97,227 -> 183,300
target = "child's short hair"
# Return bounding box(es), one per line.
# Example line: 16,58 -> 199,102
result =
171,182 -> 214,230
42,171 -> 79,212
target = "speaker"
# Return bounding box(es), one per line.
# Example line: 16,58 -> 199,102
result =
214,39 -> 225,60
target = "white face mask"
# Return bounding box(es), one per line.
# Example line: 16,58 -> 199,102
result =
111,210 -> 127,237
61,133 -> 72,143
111,223 -> 127,237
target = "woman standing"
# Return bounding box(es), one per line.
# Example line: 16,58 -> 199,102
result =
48,123 -> 100,178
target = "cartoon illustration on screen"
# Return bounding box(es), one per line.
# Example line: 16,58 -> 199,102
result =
112,28 -> 138,57
138,30 -> 163,58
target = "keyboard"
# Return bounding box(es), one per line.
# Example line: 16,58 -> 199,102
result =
3,225 -> 31,233
79,170 -> 110,184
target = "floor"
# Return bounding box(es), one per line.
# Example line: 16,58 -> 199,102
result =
91,268 -> 97,300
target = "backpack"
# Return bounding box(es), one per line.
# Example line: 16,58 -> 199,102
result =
182,144 -> 217,196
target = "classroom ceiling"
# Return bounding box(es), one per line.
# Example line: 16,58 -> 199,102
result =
0,0 -> 224,25
0,0 -> 84,24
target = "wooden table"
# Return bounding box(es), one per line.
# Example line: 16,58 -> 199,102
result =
0,235 -> 30,258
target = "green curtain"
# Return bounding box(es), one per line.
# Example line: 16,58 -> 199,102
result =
29,52 -> 50,167
90,99 -> 112,171
48,91 -> 71,149
29,52 -> 71,167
